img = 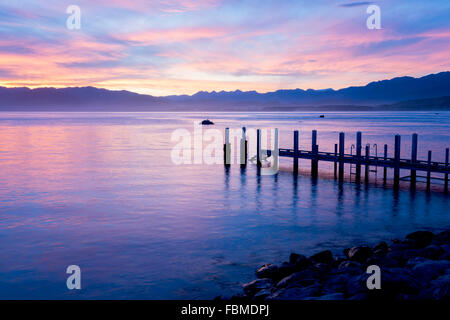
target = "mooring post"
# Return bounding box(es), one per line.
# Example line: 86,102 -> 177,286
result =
223,127 -> 231,166
427,150 -> 432,191
240,127 -> 247,167
334,143 -> 338,179
293,130 -> 299,175
383,144 -> 388,183
365,144 -> 370,184
339,132 -> 345,181
393,135 -> 401,188
411,133 -> 418,188
256,129 -> 261,168
445,148 -> 449,193
356,132 -> 362,182
311,130 -> 318,177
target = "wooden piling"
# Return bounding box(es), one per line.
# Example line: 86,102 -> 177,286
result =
293,130 -> 299,175
334,144 -> 338,179
240,127 -> 247,167
445,148 -> 449,193
383,144 -> 388,183
311,130 -> 318,177
356,132 -> 362,182
256,129 -> 261,168
224,127 -> 231,166
411,133 -> 418,187
339,132 -> 345,181
365,144 -> 370,184
394,135 -> 401,188
427,150 -> 432,191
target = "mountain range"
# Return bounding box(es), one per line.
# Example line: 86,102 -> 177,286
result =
1,71 -> 449,111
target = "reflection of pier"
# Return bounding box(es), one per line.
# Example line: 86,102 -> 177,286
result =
224,128 -> 449,192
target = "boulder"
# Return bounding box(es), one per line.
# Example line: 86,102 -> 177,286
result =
337,261 -> 362,274
276,269 -> 320,289
267,284 -> 321,300
433,230 -> 450,245
277,262 -> 296,279
423,245 -> 444,260
252,289 -> 272,301
243,278 -> 274,297
405,231 -> 434,248
315,293 -> 345,300
289,253 -> 311,271
347,246 -> 373,263
417,274 -> 450,300
373,241 -> 389,253
310,250 -> 333,264
380,268 -> 422,296
255,264 -> 279,279
405,257 -> 430,268
412,260 -> 450,283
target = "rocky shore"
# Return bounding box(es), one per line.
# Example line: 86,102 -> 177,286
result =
235,230 -> 450,301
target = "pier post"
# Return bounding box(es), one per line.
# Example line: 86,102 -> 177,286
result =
334,144 -> 338,179
293,131 -> 299,175
365,144 -> 370,184
224,127 -> 231,167
411,133 -> 418,188
240,127 -> 247,167
256,129 -> 261,168
383,144 -> 388,184
339,132 -> 345,181
445,148 -> 449,193
311,130 -> 318,177
427,151 -> 432,191
394,135 -> 401,188
356,132 -> 362,182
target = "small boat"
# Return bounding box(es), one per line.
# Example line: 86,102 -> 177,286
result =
319,114 -> 325,118
201,119 -> 214,125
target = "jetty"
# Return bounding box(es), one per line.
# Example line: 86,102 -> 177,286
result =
224,128 -> 450,192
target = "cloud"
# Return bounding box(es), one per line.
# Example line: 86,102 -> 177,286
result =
339,2 -> 374,7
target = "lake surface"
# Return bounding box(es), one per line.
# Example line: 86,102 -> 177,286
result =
0,111 -> 449,299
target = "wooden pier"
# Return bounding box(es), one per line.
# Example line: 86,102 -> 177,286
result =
224,128 -> 450,192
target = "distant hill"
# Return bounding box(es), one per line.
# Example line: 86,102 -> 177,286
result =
1,72 -> 449,111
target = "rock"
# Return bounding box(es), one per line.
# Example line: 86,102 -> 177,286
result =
277,262 -> 296,279
322,273 -> 352,294
348,293 -> 368,300
312,263 -> 332,274
310,250 -> 333,264
289,253 -> 311,271
346,274 -> 367,296
337,261 -> 362,274
423,245 -> 444,260
366,255 -> 399,268
418,274 -> 450,300
243,278 -> 273,297
315,293 -> 345,300
373,241 -> 388,253
433,230 -> 450,245
267,285 -> 321,300
412,260 -> 450,283
252,289 -> 272,301
405,257 -> 430,268
276,269 -> 319,289
255,264 -> 279,279
381,268 -> 422,296
347,246 -> 373,263
405,231 -> 434,248
402,249 -> 426,261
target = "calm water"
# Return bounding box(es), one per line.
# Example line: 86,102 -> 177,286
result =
0,111 -> 449,299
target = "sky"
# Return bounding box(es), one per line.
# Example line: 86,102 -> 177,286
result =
0,0 -> 449,96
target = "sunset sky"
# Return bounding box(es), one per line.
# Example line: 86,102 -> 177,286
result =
0,0 -> 449,96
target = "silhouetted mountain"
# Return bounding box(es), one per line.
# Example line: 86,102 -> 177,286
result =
0,72 -> 449,111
